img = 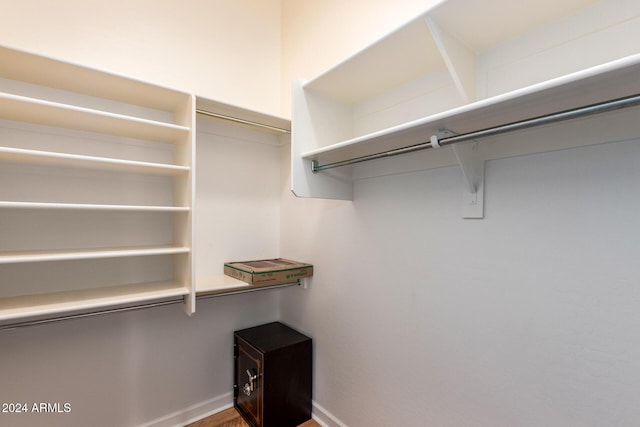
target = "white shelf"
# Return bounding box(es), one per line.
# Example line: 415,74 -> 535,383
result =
195,274 -> 300,297
196,274 -> 252,295
0,92 -> 190,143
304,0 -> 605,104
301,54 -> 640,164
0,246 -> 190,265
304,16 -> 445,104
0,201 -> 190,212
292,0 -> 640,202
196,96 -> 291,134
0,282 -> 189,322
0,45 -> 196,322
0,146 -> 190,175
0,45 -> 189,113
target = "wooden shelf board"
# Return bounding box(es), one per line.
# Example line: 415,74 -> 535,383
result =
0,282 -> 188,322
302,0 -> 602,105
0,93 -> 190,143
303,18 -> 446,104
429,0 -> 600,53
0,45 -> 190,113
0,246 -> 190,265
0,201 -> 190,212
196,274 -> 251,295
196,96 -> 291,134
196,274 -> 300,297
301,54 -> 640,164
0,146 -> 190,175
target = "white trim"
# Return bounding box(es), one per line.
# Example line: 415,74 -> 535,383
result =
136,392 -> 233,427
135,394 -> 349,427
312,400 -> 348,427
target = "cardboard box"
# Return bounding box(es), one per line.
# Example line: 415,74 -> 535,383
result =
224,258 -> 313,286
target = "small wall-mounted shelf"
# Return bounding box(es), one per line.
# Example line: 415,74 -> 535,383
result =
196,275 -> 300,297
291,0 -> 640,217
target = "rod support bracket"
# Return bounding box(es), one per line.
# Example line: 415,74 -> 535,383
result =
430,134 -> 441,148
451,139 -> 485,219
311,160 -> 319,174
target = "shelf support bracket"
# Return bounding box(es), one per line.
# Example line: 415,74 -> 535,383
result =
449,134 -> 485,219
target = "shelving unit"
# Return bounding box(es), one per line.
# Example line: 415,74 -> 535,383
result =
195,275 -> 300,297
292,0 -> 640,216
0,45 -> 196,323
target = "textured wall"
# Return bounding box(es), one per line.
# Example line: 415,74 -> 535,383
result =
279,137 -> 640,426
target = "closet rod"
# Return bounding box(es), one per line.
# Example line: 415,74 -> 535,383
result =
196,109 -> 291,134
0,281 -> 300,331
196,281 -> 300,300
311,93 -> 640,173
0,299 -> 182,331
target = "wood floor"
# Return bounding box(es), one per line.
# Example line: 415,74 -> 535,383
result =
186,407 -> 321,427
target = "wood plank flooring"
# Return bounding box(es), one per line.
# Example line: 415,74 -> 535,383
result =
186,407 -> 321,427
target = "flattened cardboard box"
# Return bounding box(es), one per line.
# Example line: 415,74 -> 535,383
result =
224,258 -> 313,285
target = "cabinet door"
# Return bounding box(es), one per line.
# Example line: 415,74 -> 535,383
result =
235,337 -> 263,427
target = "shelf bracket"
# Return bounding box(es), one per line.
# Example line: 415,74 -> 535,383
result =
440,130 -> 484,219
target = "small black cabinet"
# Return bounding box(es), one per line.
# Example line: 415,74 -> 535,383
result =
234,322 -> 312,427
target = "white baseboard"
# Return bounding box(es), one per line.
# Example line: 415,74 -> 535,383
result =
312,400 -> 348,427
136,394 -> 347,427
136,392 -> 233,427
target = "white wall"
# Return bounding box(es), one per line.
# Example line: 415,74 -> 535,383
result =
279,1 -> 640,426
0,292 -> 280,427
0,0 -> 282,116
279,137 -> 640,427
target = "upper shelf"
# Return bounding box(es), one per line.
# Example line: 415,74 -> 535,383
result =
303,0 -> 605,104
304,17 -> 445,104
292,0 -> 640,201
302,53 -> 640,164
0,45 -> 189,114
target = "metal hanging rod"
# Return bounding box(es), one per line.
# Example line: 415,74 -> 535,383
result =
0,299 -> 183,331
0,281 -> 300,331
196,109 -> 291,134
311,93 -> 640,173
196,281 -> 300,301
